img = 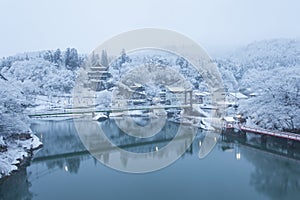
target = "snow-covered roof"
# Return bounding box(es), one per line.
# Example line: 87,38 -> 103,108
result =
223,117 -> 235,122
90,79 -> 102,82
130,83 -> 143,88
228,92 -> 248,99
217,101 -> 234,106
194,92 -> 210,96
248,92 -> 259,96
200,104 -> 218,109
166,86 -> 192,93
90,66 -> 107,71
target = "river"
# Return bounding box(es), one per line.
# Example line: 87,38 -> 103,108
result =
1,118 -> 300,200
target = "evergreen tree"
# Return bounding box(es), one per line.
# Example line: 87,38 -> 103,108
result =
64,48 -> 71,68
43,50 -> 53,62
119,49 -> 131,65
65,48 -> 79,70
69,48 -> 79,69
53,48 -> 62,65
101,50 -> 109,67
176,57 -> 188,68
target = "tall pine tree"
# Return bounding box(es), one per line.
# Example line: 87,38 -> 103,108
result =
53,48 -> 62,65
101,50 -> 109,67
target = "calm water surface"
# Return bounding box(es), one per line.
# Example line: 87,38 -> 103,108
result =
1,119 -> 300,200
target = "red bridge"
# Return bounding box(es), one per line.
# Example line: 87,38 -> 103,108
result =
240,126 -> 300,142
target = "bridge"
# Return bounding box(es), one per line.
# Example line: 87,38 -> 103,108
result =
28,104 -> 191,118
240,126 -> 300,142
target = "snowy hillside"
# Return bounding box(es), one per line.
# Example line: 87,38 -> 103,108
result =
239,66 -> 300,131
0,78 -> 30,135
228,39 -> 300,68
0,48 -> 83,135
1,59 -> 76,96
217,39 -> 300,132
0,48 -> 83,179
0,48 -> 84,97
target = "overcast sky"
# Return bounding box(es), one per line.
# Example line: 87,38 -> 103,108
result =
0,0 -> 299,57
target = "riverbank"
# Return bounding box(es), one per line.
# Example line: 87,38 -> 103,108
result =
0,133 -> 42,180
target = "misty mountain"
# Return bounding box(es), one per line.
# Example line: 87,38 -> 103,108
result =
217,39 -> 300,88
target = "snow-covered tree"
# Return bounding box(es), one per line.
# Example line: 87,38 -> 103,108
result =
215,39 -> 300,132
1,58 -> 76,96
53,48 -> 62,65
0,56 -> 22,70
43,50 -> 53,63
101,50 -> 109,68
68,48 -> 79,70
239,66 -> 300,131
0,77 -> 30,136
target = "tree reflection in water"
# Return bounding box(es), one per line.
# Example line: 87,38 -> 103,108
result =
223,132 -> 300,200
242,146 -> 300,200
45,156 -> 84,174
3,120 -> 300,200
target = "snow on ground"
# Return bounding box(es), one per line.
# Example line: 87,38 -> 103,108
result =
0,49 -> 80,180
0,134 -> 42,179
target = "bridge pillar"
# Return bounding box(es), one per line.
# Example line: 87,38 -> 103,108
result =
261,135 -> 267,147
189,91 -> 192,108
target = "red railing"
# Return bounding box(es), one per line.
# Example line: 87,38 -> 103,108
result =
240,126 -> 300,141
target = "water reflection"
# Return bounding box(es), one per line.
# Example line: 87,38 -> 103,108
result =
45,156 -> 81,174
28,120 -> 300,199
29,119 -> 198,175
74,116 -> 198,173
30,120 -> 86,158
222,132 -> 300,199
2,120 -> 300,199
243,147 -> 300,200
0,167 -> 33,200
